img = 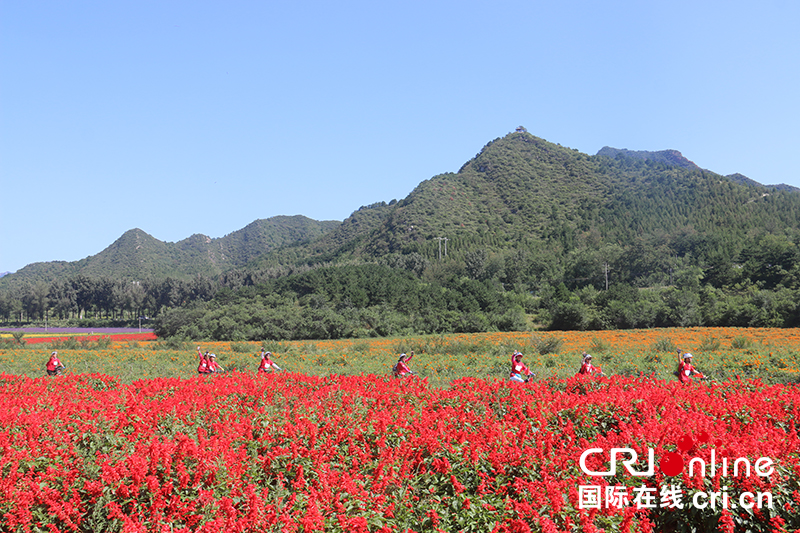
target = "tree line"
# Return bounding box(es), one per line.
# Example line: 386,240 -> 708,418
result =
0,275 -> 217,325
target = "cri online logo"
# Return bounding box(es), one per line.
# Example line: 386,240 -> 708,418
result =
579,431 -> 775,478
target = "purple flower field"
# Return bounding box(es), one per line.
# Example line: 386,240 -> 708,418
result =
0,327 -> 154,334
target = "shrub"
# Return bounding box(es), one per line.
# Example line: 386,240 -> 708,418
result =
260,341 -> 286,353
48,337 -> 81,350
230,342 -> 254,353
731,336 -> 753,350
590,336 -> 611,353
90,336 -> 112,350
652,337 -> 677,352
698,335 -> 721,352
1,337 -> 26,348
151,336 -> 191,351
532,336 -> 563,355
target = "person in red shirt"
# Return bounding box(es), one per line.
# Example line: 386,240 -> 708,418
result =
46,351 -> 65,376
577,352 -> 604,376
677,352 -> 704,383
258,349 -> 282,372
197,347 -> 210,375
392,351 -> 415,377
206,353 -> 223,373
509,351 -> 534,382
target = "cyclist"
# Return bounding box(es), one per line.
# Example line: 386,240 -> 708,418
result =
677,351 -> 705,383
509,351 -> 535,382
197,347 -> 211,375
46,351 -> 66,376
577,352 -> 604,376
258,349 -> 282,372
207,353 -> 223,373
392,351 -> 416,377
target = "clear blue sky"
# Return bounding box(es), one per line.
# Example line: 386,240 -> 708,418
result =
2,1 -> 799,274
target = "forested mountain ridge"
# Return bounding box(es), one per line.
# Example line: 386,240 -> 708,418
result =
595,147 -> 701,170
252,132 -> 617,268
5,131 -> 796,284
256,131 -> 800,270
170,132 -> 800,339
3,130 -> 800,337
723,172 -> 800,192
598,146 -> 799,192
368,133 -> 609,255
249,201 -> 397,269
1,215 -> 340,286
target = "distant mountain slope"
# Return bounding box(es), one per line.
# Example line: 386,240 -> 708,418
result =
596,147 -> 701,170
380,134 -> 800,257
252,132 -> 610,265
725,172 -> 764,189
1,215 -> 340,285
74,228 -> 188,279
599,147 -> 799,192
725,172 -> 800,192
250,201 -> 397,267
175,216 -> 341,268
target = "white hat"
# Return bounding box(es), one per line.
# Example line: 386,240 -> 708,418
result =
683,353 -> 693,359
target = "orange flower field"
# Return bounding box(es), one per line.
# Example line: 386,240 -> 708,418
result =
2,327 -> 800,385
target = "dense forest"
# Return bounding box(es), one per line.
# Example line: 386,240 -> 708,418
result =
2,131 -> 799,339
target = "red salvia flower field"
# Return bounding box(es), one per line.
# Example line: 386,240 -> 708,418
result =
1,369 -> 799,532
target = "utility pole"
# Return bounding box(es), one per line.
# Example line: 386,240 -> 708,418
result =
670,254 -> 677,286
437,237 -> 449,260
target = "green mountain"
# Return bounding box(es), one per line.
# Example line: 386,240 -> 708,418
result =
249,133 -> 610,268
254,131 -> 800,271
194,131 -> 795,338
8,131 -> 798,287
4,130 -> 800,337
2,215 -> 340,286
723,172 -> 800,192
